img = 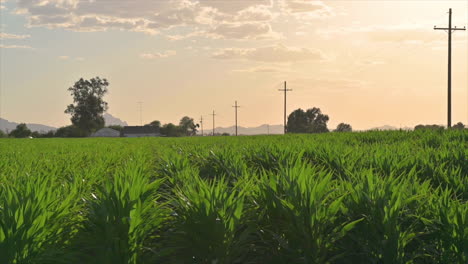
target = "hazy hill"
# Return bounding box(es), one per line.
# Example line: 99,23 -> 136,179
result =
104,113 -> 128,126
0,113 -> 128,133
0,118 -> 57,133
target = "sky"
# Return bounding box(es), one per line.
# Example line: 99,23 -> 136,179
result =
0,0 -> 467,130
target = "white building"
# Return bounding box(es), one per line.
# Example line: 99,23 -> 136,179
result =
91,128 -> 120,137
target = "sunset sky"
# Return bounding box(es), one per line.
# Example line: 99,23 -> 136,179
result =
0,0 -> 467,130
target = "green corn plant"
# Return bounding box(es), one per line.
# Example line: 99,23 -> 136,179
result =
75,155 -> 167,264
167,175 -> 255,263
253,158 -> 362,263
340,169 -> 430,264
0,174 -> 81,264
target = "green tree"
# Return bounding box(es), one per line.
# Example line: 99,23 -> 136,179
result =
335,123 -> 352,132
452,122 -> 465,130
160,123 -> 181,137
146,120 -> 161,128
179,116 -> 198,136
0,129 -> 6,138
54,125 -> 86,137
9,123 -> 32,138
287,108 -> 329,133
65,77 -> 109,136
414,124 -> 444,131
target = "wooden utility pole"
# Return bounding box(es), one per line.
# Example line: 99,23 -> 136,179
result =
200,116 -> 204,136
434,8 -> 466,128
278,81 -> 292,134
211,110 -> 216,136
232,101 -> 240,136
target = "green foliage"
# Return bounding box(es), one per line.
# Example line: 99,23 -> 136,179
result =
0,129 -> 7,138
0,130 -> 467,263
452,122 -> 465,130
287,107 -> 329,133
9,123 -> 32,138
65,77 -> 109,135
54,125 -> 87,137
335,123 -> 352,132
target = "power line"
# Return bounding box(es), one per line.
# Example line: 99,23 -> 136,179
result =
278,81 -> 292,134
434,8 -> 466,128
232,101 -> 240,136
210,110 -> 216,136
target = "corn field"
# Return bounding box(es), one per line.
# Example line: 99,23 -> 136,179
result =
0,130 -> 467,264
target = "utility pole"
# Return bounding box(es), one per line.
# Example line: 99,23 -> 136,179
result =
232,101 -> 240,136
434,8 -> 466,128
200,116 -> 204,136
278,81 -> 292,134
137,102 -> 143,126
211,110 -> 216,136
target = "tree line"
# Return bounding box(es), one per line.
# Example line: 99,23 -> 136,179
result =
1,76 -> 466,138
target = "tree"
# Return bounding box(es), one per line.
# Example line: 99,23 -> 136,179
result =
414,124 -> 444,131
287,107 -> 329,133
65,77 -> 109,136
452,122 -> 465,130
0,130 -> 6,138
55,125 -> 86,137
146,120 -> 161,128
179,116 -> 198,136
160,123 -> 181,137
335,123 -> 352,132
9,123 -> 32,138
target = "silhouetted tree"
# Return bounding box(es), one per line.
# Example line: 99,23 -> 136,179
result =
452,122 -> 465,130
414,124 -> 444,131
335,123 -> 352,132
287,107 -> 329,133
9,123 -> 32,138
160,123 -> 181,137
179,116 -> 198,136
55,125 -> 86,137
147,120 -> 161,128
65,77 -> 109,136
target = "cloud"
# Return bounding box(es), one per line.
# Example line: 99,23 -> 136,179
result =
207,22 -> 280,39
212,44 -> 326,62
279,0 -> 333,19
58,55 -> 69,60
13,0 -> 282,39
317,24 -> 466,44
0,44 -> 34,49
289,78 -> 367,91
140,50 -> 177,59
233,65 -> 290,73
0,32 -> 30,39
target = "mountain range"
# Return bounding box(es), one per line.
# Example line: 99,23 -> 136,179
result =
1,113 -> 417,134
0,113 -> 128,133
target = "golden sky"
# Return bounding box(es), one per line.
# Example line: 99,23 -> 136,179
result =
1,0 -> 467,130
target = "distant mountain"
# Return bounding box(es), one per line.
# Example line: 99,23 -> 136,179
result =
104,113 -> 128,126
201,124 -> 284,135
0,118 -> 56,133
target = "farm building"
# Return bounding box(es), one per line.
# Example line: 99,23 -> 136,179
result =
122,126 -> 160,137
91,128 -> 120,137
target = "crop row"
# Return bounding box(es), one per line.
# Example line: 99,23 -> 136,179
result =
0,130 -> 467,263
